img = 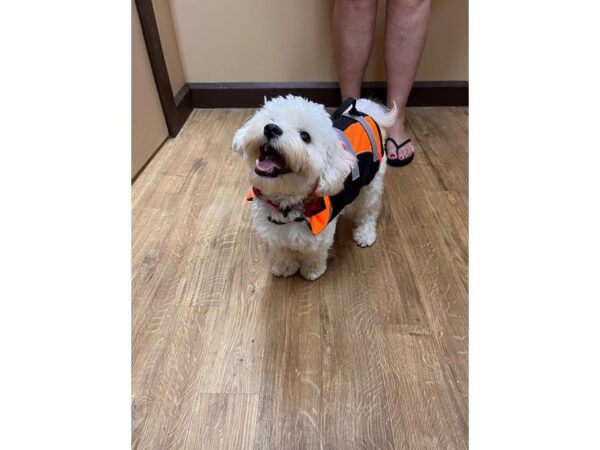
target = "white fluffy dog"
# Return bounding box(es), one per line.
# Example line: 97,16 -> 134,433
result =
232,95 -> 396,281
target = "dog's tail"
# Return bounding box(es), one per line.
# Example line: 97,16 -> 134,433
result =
356,98 -> 398,130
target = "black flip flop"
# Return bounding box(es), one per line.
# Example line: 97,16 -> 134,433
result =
385,138 -> 415,167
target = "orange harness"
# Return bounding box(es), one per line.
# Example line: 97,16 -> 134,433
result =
246,97 -> 383,235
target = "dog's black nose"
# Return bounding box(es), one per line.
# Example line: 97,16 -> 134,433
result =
264,123 -> 283,139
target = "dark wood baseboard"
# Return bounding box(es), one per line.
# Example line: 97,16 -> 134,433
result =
172,84 -> 193,134
135,0 -> 192,137
189,81 -> 468,108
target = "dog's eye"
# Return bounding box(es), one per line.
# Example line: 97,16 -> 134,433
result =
300,131 -> 311,143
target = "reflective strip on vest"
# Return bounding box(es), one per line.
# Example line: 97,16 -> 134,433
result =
353,115 -> 379,162
335,128 -> 360,181
364,116 -> 383,160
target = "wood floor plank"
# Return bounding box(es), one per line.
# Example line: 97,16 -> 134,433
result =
192,221 -> 271,394
407,107 -> 468,201
320,237 -> 395,450
385,181 -> 469,424
253,278 -> 323,450
132,168 -> 209,385
377,333 -> 468,449
366,196 -> 430,333
132,305 -> 217,450
171,176 -> 247,306
184,394 -> 259,450
132,125 -> 210,315
132,174 -> 187,296
425,191 -> 469,291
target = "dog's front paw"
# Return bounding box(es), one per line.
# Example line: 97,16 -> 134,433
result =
300,262 -> 327,281
353,223 -> 377,247
271,260 -> 300,278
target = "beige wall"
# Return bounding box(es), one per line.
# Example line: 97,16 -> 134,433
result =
132,0 -> 168,178
170,0 -> 468,83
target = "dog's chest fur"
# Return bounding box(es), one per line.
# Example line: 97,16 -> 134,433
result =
250,200 -> 337,252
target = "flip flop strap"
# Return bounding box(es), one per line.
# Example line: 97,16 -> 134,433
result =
386,137 -> 412,150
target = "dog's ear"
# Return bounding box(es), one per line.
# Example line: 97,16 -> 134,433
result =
316,138 -> 357,196
231,123 -> 249,155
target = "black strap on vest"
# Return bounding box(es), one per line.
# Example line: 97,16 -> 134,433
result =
331,97 -> 360,120
267,216 -> 307,226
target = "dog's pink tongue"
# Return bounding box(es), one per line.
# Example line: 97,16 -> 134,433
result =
256,159 -> 282,172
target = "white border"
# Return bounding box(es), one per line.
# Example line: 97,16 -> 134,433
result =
471,1 -> 600,448
0,1 -> 130,448
1,0 -> 600,448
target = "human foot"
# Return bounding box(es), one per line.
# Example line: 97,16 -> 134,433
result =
385,122 -> 415,166
385,137 -> 414,167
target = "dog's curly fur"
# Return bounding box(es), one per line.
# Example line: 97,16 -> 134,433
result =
232,95 -> 397,280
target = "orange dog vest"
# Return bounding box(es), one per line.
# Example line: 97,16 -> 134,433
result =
246,97 -> 383,235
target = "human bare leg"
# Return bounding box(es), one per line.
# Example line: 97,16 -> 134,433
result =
384,0 -> 430,162
332,0 -> 379,99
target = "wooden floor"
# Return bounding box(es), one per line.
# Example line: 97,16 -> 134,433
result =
132,107 -> 468,450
